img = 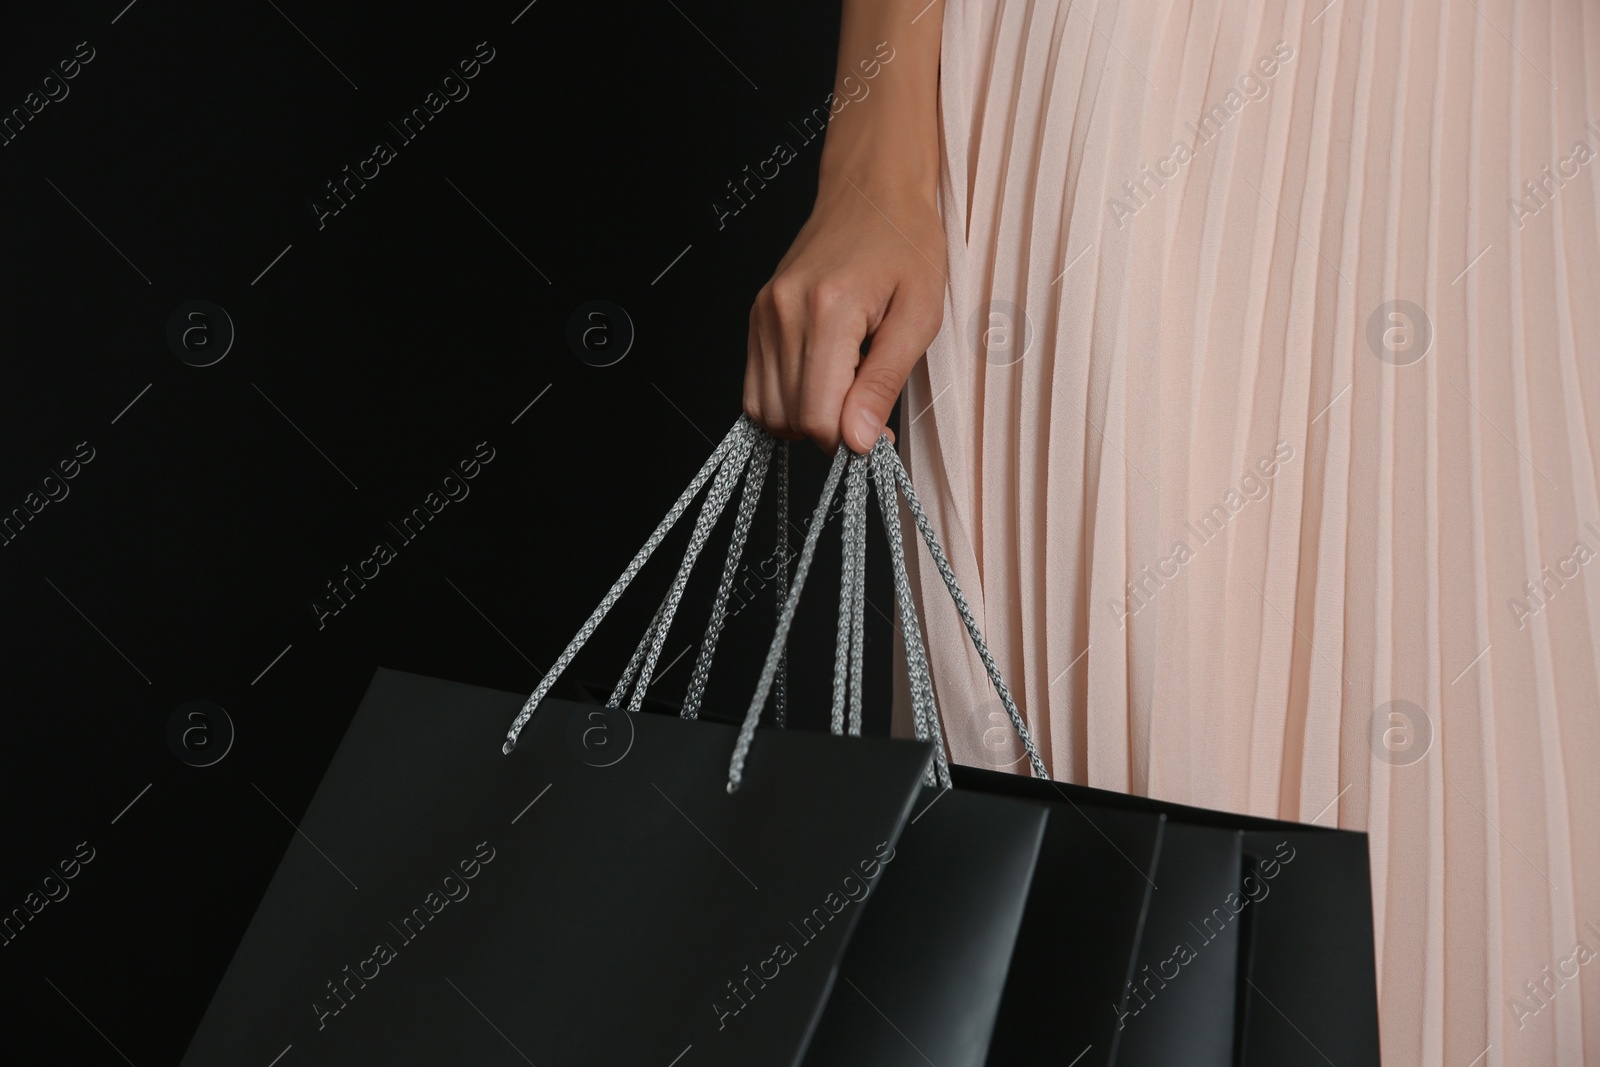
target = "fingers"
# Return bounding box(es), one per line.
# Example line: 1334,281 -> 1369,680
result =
742,191 -> 946,454
747,272 -> 869,449
840,285 -> 941,453
744,283 -> 802,439
743,307 -> 765,424
770,276 -> 809,438
795,281 -> 868,453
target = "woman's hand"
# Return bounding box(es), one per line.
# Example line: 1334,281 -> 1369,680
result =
742,0 -> 945,455
744,180 -> 946,454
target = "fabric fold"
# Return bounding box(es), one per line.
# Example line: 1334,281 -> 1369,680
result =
897,1 -> 1600,1063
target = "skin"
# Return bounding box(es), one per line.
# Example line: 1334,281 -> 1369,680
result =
743,0 -> 945,454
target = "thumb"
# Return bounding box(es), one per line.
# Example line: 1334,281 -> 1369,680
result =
840,291 -> 940,453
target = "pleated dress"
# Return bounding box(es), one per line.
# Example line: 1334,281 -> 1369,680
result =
893,2 -> 1600,1063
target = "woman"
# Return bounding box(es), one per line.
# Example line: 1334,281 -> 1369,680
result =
744,1 -> 1600,1064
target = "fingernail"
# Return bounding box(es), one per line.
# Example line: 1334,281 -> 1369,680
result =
856,408 -> 880,450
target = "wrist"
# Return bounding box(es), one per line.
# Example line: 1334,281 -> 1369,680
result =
816,140 -> 939,214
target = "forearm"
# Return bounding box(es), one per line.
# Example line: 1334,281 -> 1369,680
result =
745,0 -> 947,452
816,0 -> 943,208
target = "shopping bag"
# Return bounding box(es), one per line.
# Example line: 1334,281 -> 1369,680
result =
753,429 -> 1379,1066
954,766 -> 1383,1067
177,416 -> 1064,1067
176,670 -> 932,1067
1231,827 -> 1380,1066
800,787 -> 1048,1067
1110,820 -> 1248,1067
781,442 -> 1055,1067
178,418 -> 951,1067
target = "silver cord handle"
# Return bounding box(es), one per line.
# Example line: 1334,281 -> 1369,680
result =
724,432 -> 1048,791
501,416 -> 755,753
499,415 -> 1049,791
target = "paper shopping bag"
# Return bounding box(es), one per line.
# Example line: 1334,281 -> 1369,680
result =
1109,820 -> 1247,1067
178,668 -> 932,1067
953,765 -> 1382,1067
801,787 -> 1048,1067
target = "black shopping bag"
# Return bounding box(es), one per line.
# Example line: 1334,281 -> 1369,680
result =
770,429 -> 1086,1067
1111,819 -> 1248,1066
179,419 -> 957,1067
178,668 -> 932,1067
773,430 -> 1070,1067
801,787 -> 1048,1067
954,766 -> 1383,1067
177,416 -> 1070,1067
765,423 -> 1380,1065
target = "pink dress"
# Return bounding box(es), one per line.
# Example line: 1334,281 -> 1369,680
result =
894,1 -> 1600,1063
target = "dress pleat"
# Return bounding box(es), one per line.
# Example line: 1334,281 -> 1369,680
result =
894,1 -> 1600,1062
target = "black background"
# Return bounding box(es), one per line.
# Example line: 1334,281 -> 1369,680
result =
0,1 -> 904,1059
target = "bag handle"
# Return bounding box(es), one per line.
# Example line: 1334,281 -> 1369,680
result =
773,441 -> 791,727
876,437 -> 1048,781
500,415 -> 1049,791
812,439 -> 1046,790
607,429 -> 766,714
724,433 -> 1049,792
869,445 -> 952,788
676,432 -> 774,719
501,417 -> 756,753
827,447 -> 949,788
830,449 -> 870,739
606,430 -> 787,722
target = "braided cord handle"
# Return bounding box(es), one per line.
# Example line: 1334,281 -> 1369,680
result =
500,415 -> 1048,791
725,433 -> 1049,791
881,438 -> 1049,781
773,441 -> 791,728
829,452 -> 870,738
679,432 -> 774,719
501,416 -> 756,753
723,444 -> 848,790
827,447 -> 948,787
607,426 -> 757,712
868,445 -> 952,789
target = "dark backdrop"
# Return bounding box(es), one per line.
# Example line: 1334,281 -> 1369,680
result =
0,1 -> 903,1059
